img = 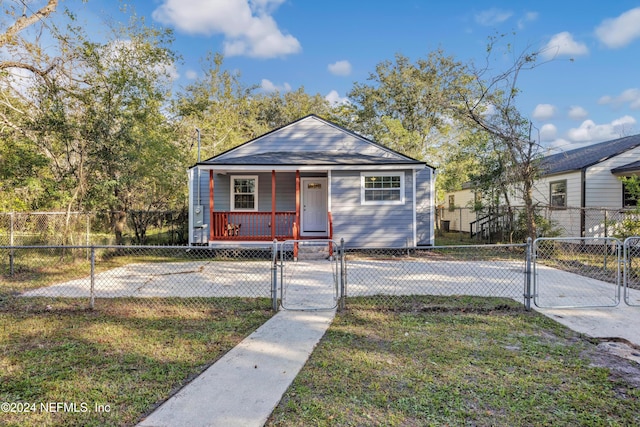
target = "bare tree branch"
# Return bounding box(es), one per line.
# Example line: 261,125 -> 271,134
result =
0,0 -> 58,48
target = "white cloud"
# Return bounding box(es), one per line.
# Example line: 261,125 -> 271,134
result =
518,11 -> 538,29
152,0 -> 301,58
568,106 -> 588,120
541,32 -> 589,60
261,79 -> 291,92
532,103 -> 557,120
185,70 -> 199,80
595,7 -> 640,49
598,88 -> 640,110
566,116 -> 637,143
474,8 -> 512,26
539,123 -> 557,142
325,90 -> 349,106
328,60 -> 352,76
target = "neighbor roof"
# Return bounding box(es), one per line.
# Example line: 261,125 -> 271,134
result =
611,160 -> 640,175
540,134 -> 640,176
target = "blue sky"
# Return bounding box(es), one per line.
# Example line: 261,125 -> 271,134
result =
74,1 -> 640,152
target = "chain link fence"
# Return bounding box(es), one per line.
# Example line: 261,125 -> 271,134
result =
344,244 -> 530,305
0,210 -> 188,247
437,205 -> 639,243
533,237 -> 621,308
7,236 -> 640,314
1,245 -> 274,311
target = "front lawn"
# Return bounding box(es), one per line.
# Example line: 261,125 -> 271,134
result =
0,297 -> 273,427
267,296 -> 640,426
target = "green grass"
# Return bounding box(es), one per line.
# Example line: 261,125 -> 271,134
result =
266,296 -> 640,426
0,297 -> 273,427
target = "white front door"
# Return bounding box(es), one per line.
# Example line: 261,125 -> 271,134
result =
301,178 -> 328,236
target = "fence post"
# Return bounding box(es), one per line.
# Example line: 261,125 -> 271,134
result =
9,212 -> 14,276
271,240 -> 278,312
340,238 -> 346,310
524,237 -> 533,311
89,246 -> 96,310
86,213 -> 91,261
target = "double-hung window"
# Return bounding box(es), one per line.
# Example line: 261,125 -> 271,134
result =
361,173 -> 404,205
550,180 -> 567,209
231,176 -> 258,211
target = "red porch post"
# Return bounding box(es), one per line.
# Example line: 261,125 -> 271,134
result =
295,170 -> 300,239
271,170 -> 276,240
209,170 -> 214,241
294,170 -> 300,258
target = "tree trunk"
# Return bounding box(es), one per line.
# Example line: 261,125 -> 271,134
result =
112,211 -> 127,245
523,179 -> 537,241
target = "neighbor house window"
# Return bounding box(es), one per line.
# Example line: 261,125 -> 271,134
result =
623,182 -> 638,208
361,173 -> 404,205
550,180 -> 567,208
448,195 -> 455,211
231,176 -> 258,211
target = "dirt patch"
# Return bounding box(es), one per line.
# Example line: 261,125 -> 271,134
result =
584,339 -> 640,389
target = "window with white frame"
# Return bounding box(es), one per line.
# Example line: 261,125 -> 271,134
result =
231,176 -> 258,211
361,173 -> 404,205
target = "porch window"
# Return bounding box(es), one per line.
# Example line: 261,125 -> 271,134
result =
550,180 -> 567,208
231,176 -> 258,211
361,173 -> 404,205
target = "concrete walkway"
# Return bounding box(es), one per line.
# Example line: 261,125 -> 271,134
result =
137,260 -> 338,427
137,309 -> 335,427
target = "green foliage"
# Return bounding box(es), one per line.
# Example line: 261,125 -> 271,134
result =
611,176 -> 640,239
346,51 -> 468,162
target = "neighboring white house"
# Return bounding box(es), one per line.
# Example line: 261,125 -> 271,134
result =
441,133 -> 640,238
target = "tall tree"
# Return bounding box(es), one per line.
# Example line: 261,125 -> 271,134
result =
452,38 -> 544,240
346,51 -> 467,161
173,53 -> 256,161
22,11 -> 184,242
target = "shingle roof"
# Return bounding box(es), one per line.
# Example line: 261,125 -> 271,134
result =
540,134 -> 640,176
206,151 -> 424,166
611,160 -> 640,175
195,115 -> 433,169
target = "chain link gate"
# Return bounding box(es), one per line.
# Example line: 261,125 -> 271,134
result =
533,237 -> 621,308
275,239 -> 343,311
623,237 -> 640,306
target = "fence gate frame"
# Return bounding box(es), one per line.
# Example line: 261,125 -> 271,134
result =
533,237 -> 622,309
273,239 -> 344,311
623,237 -> 640,307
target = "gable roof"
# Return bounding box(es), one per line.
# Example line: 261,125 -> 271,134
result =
540,133 -> 640,176
195,115 -> 431,170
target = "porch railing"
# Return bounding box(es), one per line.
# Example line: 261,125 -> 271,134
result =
212,211 -> 296,240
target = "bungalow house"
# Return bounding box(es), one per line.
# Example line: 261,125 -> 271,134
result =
441,133 -> 640,238
188,115 -> 435,248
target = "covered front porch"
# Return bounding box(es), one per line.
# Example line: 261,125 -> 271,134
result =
199,169 -> 333,243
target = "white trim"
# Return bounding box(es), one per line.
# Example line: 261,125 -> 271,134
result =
360,172 -> 405,205
230,175 -> 259,211
300,177 -> 328,236
413,169 -> 417,247
188,168 -> 194,245
195,164 -> 426,172
327,170 -> 332,213
430,168 -> 436,245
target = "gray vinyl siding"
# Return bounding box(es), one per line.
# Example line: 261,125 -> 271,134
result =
415,168 -> 433,245
216,116 -> 403,161
331,170 -> 414,248
585,145 -> 640,208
